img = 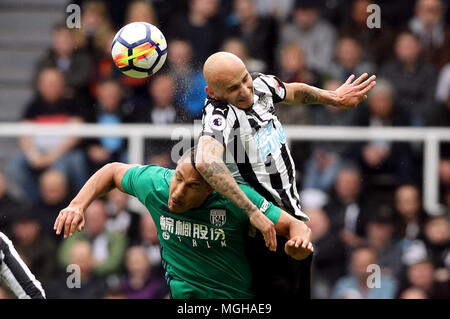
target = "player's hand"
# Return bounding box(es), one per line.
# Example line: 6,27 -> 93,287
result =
284,236 -> 314,260
54,206 -> 85,239
250,211 -> 277,252
334,73 -> 376,109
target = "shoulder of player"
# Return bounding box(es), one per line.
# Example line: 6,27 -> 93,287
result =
251,73 -> 278,95
202,97 -> 240,130
127,164 -> 172,184
203,97 -> 230,116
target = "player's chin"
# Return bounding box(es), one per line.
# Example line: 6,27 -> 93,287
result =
168,203 -> 185,214
236,97 -> 253,108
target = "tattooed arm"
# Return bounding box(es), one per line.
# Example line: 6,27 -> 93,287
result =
196,135 -> 277,251
283,73 -> 376,109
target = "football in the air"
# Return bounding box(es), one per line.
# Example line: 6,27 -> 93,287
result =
111,22 -> 167,78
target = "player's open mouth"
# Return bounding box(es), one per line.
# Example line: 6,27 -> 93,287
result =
170,198 -> 182,207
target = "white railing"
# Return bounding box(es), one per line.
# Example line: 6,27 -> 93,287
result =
0,122 -> 449,214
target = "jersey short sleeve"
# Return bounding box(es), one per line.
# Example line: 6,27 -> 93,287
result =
252,72 -> 287,104
201,98 -> 234,147
121,165 -> 171,204
239,184 -> 281,225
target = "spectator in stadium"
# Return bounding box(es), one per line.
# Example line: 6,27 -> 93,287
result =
164,39 -> 207,118
409,0 -> 450,70
427,66 -> 450,202
133,214 -> 164,276
120,245 -> 169,299
143,74 -> 193,125
422,213 -> 450,270
445,187 -> 450,209
10,211 -> 57,288
339,0 -> 396,65
280,0 -> 337,74
87,29 -> 122,100
364,206 -> 403,279
34,23 -> 93,100
5,68 -> 88,205
273,42 -> 321,127
125,0 -> 159,26
227,0 -> 279,73
47,240 -> 108,299
73,0 -> 113,59
84,79 -> 131,176
58,199 -> 127,278
104,188 -> 141,246
397,259 -> 450,299
250,0 -> 295,22
133,73 -> 193,166
399,287 -> 428,299
222,37 -> 266,74
331,246 -> 398,299
379,31 -> 437,127
392,184 -> 427,241
438,159 -> 450,203
307,208 -> 346,299
53,148 -> 314,298
350,79 -> 416,188
31,169 -> 72,240
328,36 -> 375,84
278,42 -> 322,88
0,171 -> 28,238
0,232 -> 46,299
323,164 -> 374,251
166,0 -> 228,66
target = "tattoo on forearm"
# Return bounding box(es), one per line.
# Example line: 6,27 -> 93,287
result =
203,162 -> 227,175
296,85 -> 334,105
200,161 -> 255,216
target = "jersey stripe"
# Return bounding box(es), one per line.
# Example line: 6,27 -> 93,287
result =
229,110 -> 279,205
0,233 -> 46,299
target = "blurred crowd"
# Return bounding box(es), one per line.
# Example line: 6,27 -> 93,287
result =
0,0 -> 449,299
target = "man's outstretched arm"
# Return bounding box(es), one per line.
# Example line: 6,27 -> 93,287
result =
283,73 -> 376,109
275,210 -> 313,261
53,162 -> 137,238
196,135 -> 277,251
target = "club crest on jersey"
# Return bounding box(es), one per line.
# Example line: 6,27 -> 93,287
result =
210,209 -> 226,227
209,114 -> 227,131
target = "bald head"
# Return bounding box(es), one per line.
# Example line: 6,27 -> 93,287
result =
203,52 -> 245,88
203,52 -> 254,108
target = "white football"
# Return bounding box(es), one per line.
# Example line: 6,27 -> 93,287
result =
111,22 -> 167,78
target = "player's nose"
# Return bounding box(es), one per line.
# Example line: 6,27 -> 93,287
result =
174,184 -> 186,198
240,86 -> 251,99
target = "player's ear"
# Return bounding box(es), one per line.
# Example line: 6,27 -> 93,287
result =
205,86 -> 214,98
205,184 -> 214,195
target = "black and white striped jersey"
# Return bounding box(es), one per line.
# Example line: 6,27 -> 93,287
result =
0,232 -> 46,299
201,72 -> 309,221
